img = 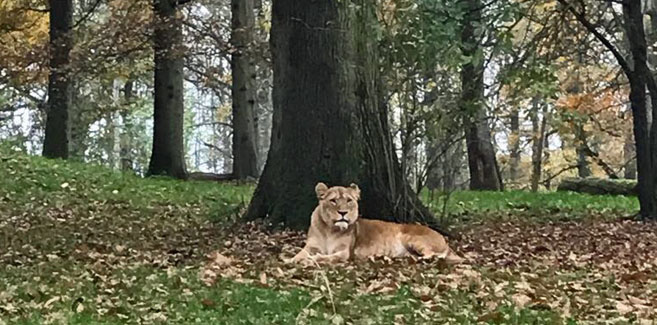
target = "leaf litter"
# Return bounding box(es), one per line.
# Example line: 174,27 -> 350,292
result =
1,152 -> 656,323
198,218 -> 657,323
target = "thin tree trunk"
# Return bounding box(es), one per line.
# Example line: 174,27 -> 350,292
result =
147,0 -> 187,179
574,124 -> 591,178
508,106 -> 521,183
105,112 -> 116,168
70,86 -> 89,159
43,0 -> 73,159
231,0 -> 260,179
460,0 -> 503,191
530,100 -> 547,192
444,139 -> 464,191
120,80 -> 134,171
245,0 -> 439,231
222,126 -> 232,173
623,103 -> 637,179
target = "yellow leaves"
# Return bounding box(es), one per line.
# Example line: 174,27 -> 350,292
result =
535,0 -> 558,12
377,0 -> 397,26
0,1 -> 49,85
0,0 -> 49,44
216,103 -> 232,122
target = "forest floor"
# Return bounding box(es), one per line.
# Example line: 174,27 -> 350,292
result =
1,145 -> 655,324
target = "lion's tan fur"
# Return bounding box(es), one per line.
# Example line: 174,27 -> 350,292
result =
289,183 -> 464,265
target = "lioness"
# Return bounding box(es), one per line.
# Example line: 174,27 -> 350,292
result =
288,182 -> 464,265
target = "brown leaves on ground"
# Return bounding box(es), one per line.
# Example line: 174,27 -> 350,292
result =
201,219 -> 657,323
2,193 -> 656,323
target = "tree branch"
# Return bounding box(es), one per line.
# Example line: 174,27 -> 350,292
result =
557,0 -> 631,75
72,0 -> 103,29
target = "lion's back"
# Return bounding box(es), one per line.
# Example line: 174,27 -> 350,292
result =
353,219 -> 410,258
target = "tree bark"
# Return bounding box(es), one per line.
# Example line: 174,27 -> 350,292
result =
231,0 -> 260,179
623,105 -> 637,179
70,86 -> 90,159
244,0 -> 438,231
120,80 -> 134,171
557,177 -> 637,196
574,124 -> 591,178
508,106 -> 521,183
43,0 -> 73,159
530,100 -> 547,192
624,0 -> 657,219
147,0 -> 187,179
460,0 -> 503,191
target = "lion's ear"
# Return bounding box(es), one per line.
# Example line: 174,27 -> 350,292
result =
315,182 -> 329,200
349,183 -> 361,200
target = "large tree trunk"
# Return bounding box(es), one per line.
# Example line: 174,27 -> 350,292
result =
460,0 -> 503,191
147,0 -> 187,179
624,0 -> 657,219
231,0 -> 260,179
43,0 -> 73,159
508,107 -> 521,183
244,0 -> 437,231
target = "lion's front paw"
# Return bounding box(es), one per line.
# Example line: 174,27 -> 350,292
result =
284,253 -> 314,267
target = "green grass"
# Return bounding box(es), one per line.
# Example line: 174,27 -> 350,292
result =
424,189 -> 638,225
0,144 -> 253,220
0,143 -> 647,324
1,265 -> 314,324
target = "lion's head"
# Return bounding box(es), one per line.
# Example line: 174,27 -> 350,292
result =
315,182 -> 361,231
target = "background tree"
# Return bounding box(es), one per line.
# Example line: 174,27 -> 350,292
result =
459,0 -> 503,191
148,0 -> 188,178
42,0 -> 74,159
231,0 -> 260,179
245,0 -> 436,229
557,0 -> 657,219
0,0 -> 646,199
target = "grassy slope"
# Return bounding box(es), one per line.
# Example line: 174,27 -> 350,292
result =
0,145 -> 646,324
423,189 -> 638,227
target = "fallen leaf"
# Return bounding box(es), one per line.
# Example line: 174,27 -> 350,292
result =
478,311 -> 502,322
616,301 -> 634,315
259,272 -> 268,286
511,293 -> 532,308
208,252 -> 232,266
201,298 -> 215,308
44,296 -> 60,309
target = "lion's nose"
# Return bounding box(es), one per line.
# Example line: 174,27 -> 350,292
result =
338,211 -> 348,217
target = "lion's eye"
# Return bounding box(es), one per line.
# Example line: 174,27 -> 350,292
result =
347,198 -> 353,203
330,199 -> 337,204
